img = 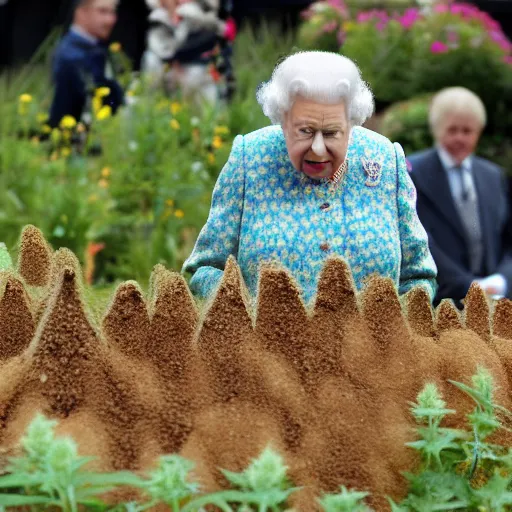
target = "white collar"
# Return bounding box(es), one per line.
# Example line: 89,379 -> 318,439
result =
71,24 -> 99,45
436,145 -> 472,172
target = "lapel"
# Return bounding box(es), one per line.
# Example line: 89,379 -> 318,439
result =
472,160 -> 494,271
416,150 -> 466,241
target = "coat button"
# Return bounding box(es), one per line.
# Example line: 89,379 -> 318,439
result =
320,202 -> 330,210
320,242 -> 330,251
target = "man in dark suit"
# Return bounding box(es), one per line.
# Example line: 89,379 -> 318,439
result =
48,0 -> 124,128
409,86 -> 512,307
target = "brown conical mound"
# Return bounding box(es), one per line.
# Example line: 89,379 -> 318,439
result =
464,282 -> 490,341
17,225 -> 52,287
493,298 -> 512,340
406,287 -> 435,338
102,281 -> 150,358
255,265 -> 310,381
0,274 -> 34,360
4,226 -> 512,510
435,300 -> 463,332
29,265 -> 99,417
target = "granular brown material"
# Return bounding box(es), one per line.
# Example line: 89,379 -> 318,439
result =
3,228 -> 512,511
0,274 -> 34,360
464,282 -> 490,341
435,300 -> 463,332
102,282 -> 151,358
17,225 -> 52,287
493,298 -> 512,339
30,266 -> 98,417
406,287 -> 435,338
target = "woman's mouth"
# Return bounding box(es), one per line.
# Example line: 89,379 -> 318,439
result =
304,160 -> 330,175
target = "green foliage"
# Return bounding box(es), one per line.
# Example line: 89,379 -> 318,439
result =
379,93 -> 512,170
0,24 -> 294,286
2,369 -> 512,511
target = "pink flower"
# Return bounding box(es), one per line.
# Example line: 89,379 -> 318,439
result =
326,0 -> 348,16
504,55 -> 512,65
322,20 -> 338,33
434,4 -> 449,14
430,41 -> 449,54
397,8 -> 420,30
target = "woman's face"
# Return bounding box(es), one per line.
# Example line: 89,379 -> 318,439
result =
282,96 -> 350,180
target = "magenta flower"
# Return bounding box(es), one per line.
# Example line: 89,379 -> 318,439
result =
430,41 -> 449,54
504,56 -> 512,66
322,21 -> 338,33
397,8 -> 420,30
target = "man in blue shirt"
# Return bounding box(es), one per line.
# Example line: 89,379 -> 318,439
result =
48,0 -> 124,128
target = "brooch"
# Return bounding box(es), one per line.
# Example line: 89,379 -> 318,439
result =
362,154 -> 383,187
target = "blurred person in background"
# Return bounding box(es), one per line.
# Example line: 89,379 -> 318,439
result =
48,0 -> 124,128
408,86 -> 512,307
142,0 -> 236,105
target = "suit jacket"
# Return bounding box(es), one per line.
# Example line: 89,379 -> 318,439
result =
49,30 -> 124,127
182,125 -> 437,304
408,148 -> 512,305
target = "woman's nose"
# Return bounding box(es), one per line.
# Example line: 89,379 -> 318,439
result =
311,131 -> 327,157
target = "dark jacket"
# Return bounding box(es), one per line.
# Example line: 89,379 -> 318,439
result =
49,30 -> 124,127
408,148 -> 512,305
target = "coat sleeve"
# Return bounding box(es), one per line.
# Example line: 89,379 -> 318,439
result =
394,143 -> 438,300
49,58 -> 87,128
182,135 -> 245,298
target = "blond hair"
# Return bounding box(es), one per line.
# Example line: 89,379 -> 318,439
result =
429,86 -> 487,134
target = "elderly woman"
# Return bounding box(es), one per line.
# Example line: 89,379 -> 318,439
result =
183,51 -> 437,303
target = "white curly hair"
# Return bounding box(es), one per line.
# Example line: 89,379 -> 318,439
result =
256,51 -> 374,126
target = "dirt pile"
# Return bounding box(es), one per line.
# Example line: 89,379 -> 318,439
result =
2,227 -> 512,510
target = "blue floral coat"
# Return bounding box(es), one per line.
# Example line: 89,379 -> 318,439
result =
183,125 -> 437,303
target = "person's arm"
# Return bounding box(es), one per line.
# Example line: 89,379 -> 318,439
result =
49,58 -> 87,128
171,30 -> 218,62
182,135 -> 245,298
394,143 -> 438,300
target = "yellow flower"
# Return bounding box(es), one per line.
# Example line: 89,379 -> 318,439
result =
41,124 -> 52,134
37,112 -> 49,123
214,125 -> 229,136
60,115 -> 77,130
50,151 -> 59,161
342,21 -> 355,32
212,135 -> 223,150
170,102 -> 182,115
95,87 -> 111,98
207,152 -> 215,165
88,194 -> 98,203
165,199 -> 174,207
101,167 -> 111,178
96,105 -> 112,121
31,136 -> 40,146
98,178 -> 109,189
109,41 -> 121,53
61,147 -> 71,158
174,209 -> 185,219
19,93 -> 33,103
170,119 -> 180,131
77,122 -> 86,133
126,90 -> 134,97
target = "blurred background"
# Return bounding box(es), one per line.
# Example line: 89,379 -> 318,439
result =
1,0 -> 511,289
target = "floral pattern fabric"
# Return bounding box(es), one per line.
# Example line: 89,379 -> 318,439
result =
182,125 -> 437,304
